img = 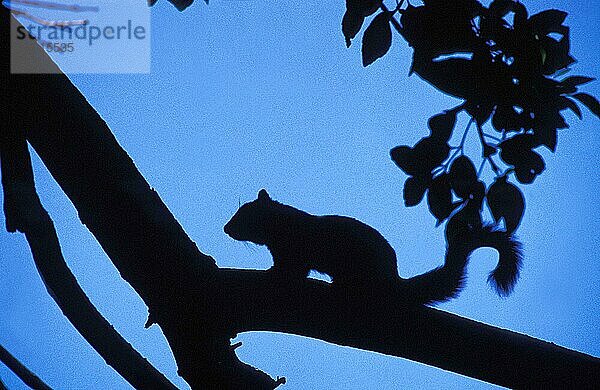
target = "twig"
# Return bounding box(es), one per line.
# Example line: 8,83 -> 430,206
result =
475,122 -> 500,174
444,118 -> 474,171
0,344 -> 52,390
380,3 -> 403,34
7,0 -> 98,12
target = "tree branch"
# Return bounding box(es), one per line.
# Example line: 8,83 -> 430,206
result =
210,269 -> 600,389
0,127 -> 178,389
0,344 -> 52,390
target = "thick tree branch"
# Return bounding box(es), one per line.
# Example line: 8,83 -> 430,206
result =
3,5 -> 599,390
212,269 -> 600,389
0,344 -> 52,390
2,7 -> 277,389
0,128 -> 178,389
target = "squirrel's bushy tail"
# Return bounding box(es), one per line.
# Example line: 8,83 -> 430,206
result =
403,224 -> 522,305
481,225 -> 523,297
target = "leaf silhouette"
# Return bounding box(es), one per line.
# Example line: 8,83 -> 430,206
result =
346,0 -> 381,17
500,135 -> 546,184
487,176 -> 525,233
427,173 -> 456,223
449,156 -> 478,199
404,176 -> 429,207
499,134 -> 536,165
558,96 -> 582,120
412,58 -> 483,100
343,0 -> 382,47
412,137 -> 450,173
492,105 -> 531,133
428,111 -> 457,142
362,12 -> 392,67
467,103 -> 495,127
401,3 -> 481,58
539,32 -> 573,75
514,152 -> 545,184
342,11 -> 365,47
572,93 -> 600,119
534,125 -> 558,152
527,9 -> 568,35
390,146 -> 418,176
560,76 -> 595,91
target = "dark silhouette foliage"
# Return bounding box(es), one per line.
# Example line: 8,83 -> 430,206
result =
343,0 -> 598,242
362,11 -> 393,66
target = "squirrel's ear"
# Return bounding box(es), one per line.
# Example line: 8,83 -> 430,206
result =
258,189 -> 271,202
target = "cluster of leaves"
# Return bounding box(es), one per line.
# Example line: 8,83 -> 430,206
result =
342,0 -> 599,234
390,110 -> 524,234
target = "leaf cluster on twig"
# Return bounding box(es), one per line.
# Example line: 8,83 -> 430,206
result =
343,0 -> 598,237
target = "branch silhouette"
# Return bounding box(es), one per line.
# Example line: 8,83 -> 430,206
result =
0,127 -> 177,389
3,6 -> 600,389
0,344 -> 52,390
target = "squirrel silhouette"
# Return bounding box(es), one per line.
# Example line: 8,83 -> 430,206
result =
224,189 -> 522,304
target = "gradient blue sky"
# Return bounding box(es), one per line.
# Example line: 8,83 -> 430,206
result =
1,0 -> 599,388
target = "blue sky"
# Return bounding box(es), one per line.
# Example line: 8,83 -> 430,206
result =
1,0 -> 599,388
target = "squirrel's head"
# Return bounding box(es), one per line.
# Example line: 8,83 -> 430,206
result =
224,189 -> 273,245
